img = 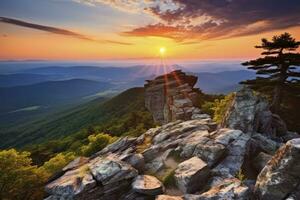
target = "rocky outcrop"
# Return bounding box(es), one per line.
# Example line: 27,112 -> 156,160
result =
255,138 -> 300,200
45,114 -> 252,200
221,87 -> 287,138
145,70 -> 201,124
45,72 -> 299,200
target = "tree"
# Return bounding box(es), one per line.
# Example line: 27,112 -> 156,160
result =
0,149 -> 48,200
241,33 -> 300,113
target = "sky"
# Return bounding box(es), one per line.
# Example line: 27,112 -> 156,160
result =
0,0 -> 300,61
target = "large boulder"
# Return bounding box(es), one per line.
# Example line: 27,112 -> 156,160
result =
144,70 -> 200,124
255,138 -> 300,199
132,175 -> 164,195
90,157 -> 138,185
221,87 -> 287,137
174,157 -> 210,193
45,165 -> 96,198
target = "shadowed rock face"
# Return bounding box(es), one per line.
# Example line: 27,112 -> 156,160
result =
145,70 -> 200,124
255,138 -> 300,200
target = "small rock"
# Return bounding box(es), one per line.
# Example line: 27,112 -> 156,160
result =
191,113 -> 211,120
132,175 -> 164,195
174,157 -> 210,193
90,157 -> 138,185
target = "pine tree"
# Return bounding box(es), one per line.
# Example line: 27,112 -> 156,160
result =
241,33 -> 300,113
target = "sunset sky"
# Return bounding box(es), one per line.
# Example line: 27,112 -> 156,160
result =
1,0 -> 300,60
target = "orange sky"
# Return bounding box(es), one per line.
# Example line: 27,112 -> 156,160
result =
1,0 -> 300,61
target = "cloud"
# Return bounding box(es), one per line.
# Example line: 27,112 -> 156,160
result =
90,0 -> 300,43
0,17 -> 132,45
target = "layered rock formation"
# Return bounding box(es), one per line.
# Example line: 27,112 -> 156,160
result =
45,72 -> 300,200
221,87 -> 287,138
145,70 -> 201,124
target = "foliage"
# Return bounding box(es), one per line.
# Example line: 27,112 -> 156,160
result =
1,87 -> 151,148
80,133 -> 116,156
201,101 -> 215,116
241,33 -> 300,118
236,169 -> 246,182
202,93 -> 235,123
162,169 -> 176,187
0,149 -> 48,200
40,152 -> 75,175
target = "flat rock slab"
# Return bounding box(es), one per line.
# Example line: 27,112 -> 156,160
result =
132,175 -> 164,195
45,165 -> 96,197
174,156 -> 210,193
156,195 -> 183,200
90,157 -> 138,185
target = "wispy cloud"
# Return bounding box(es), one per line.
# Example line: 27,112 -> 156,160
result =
83,0 -> 300,43
0,17 -> 132,45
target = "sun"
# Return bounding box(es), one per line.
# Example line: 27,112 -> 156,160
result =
159,47 -> 166,55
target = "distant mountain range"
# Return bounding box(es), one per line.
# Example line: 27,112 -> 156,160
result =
0,79 -> 112,126
0,64 -> 256,138
196,70 -> 256,94
0,87 -> 145,148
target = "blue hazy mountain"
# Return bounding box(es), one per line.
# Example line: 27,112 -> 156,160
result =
0,79 -> 112,125
196,70 -> 256,94
0,73 -> 55,87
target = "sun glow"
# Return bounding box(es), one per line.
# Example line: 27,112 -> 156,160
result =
159,47 -> 166,55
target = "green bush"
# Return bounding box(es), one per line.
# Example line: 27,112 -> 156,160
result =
212,93 -> 235,123
40,152 -> 75,175
162,170 -> 176,187
202,93 -> 235,124
0,149 -> 49,200
80,133 -> 116,156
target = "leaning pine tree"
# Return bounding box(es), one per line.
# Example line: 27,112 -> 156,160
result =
241,33 -> 300,114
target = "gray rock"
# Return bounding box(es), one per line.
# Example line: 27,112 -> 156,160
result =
251,133 -> 281,155
213,129 -> 243,146
62,157 -> 89,172
132,175 -> 164,195
144,157 -> 164,173
184,178 -> 250,200
193,139 -> 226,167
255,138 -> 300,199
221,87 -> 287,137
97,136 -> 136,156
191,114 -> 211,120
213,133 -> 250,178
122,153 -> 145,172
174,157 -> 210,193
90,157 -> 138,185
45,165 -> 96,198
